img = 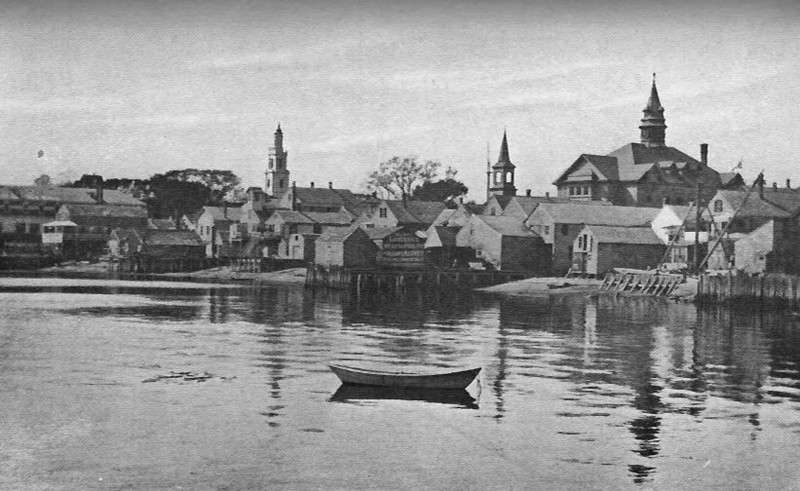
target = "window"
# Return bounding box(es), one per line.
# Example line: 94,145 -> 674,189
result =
267,225 -> 275,232
490,209 -> 496,216
589,236 -> 593,251
28,223 -> 40,234
714,200 -> 723,213
544,226 -> 550,235
269,158 -> 274,169
494,172 -> 501,185
313,224 -> 322,234
578,236 -> 583,249
505,172 -> 513,183
379,208 -> 387,218
15,222 -> 25,233
561,224 -> 569,235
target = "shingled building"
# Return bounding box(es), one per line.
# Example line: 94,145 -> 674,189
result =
553,76 -> 723,208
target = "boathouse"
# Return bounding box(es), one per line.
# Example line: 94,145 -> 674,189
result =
456,215 -> 550,273
571,225 -> 665,276
314,226 -> 377,268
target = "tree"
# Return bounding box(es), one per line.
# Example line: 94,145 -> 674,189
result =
366,156 -> 441,200
146,174 -> 211,219
412,178 -> 468,203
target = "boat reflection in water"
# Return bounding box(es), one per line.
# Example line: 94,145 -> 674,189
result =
329,384 -> 479,409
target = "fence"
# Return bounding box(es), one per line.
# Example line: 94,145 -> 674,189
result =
697,273 -> 800,306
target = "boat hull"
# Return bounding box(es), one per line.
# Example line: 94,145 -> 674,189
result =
329,364 -> 481,390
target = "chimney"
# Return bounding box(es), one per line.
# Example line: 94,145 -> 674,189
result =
545,192 -> 550,198
328,182 -> 333,189
700,143 -> 708,165
526,189 -> 531,197
292,181 -> 297,210
773,182 -> 778,190
758,174 -> 764,198
459,196 -> 464,204
310,182 -> 314,188
787,179 -> 791,189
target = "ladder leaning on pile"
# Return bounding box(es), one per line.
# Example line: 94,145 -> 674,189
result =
599,272 -> 684,296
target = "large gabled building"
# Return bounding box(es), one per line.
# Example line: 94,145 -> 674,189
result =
553,76 -> 723,208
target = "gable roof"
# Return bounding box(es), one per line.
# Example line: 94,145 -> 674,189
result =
143,230 -> 204,247
475,215 -> 538,237
266,209 -> 315,224
606,142 -> 699,169
301,210 -> 353,225
532,203 -> 659,226
584,225 -> 663,245
760,188 -> 800,215
716,190 -> 792,218
364,226 -> 403,240
426,226 -> 460,248
317,224 -> 370,243
202,205 -> 243,222
61,204 -> 148,218
384,200 -> 448,225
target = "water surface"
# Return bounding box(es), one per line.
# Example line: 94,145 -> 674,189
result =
1,280 -> 799,490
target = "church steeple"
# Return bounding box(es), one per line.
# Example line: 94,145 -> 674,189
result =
266,123 -> 290,197
639,74 -> 667,147
488,130 -> 517,197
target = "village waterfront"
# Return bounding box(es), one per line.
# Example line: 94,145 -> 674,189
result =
2,277 -> 799,490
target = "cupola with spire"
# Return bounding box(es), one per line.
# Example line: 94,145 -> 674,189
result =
266,123 -> 290,197
639,74 -> 667,147
488,130 -> 517,197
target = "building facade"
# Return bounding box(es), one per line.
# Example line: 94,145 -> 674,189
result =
553,76 -> 722,207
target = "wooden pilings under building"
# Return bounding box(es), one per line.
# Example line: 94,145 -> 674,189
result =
697,273 -> 800,307
305,264 -> 530,293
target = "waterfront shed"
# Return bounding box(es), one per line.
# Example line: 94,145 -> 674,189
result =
456,215 -> 550,273
571,225 -> 665,276
314,226 -> 377,268
376,227 -> 426,269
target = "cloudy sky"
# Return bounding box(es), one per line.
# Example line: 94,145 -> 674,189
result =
1,0 -> 798,199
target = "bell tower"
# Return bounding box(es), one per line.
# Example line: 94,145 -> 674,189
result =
639,74 -> 667,147
265,124 -> 290,197
488,130 -> 517,197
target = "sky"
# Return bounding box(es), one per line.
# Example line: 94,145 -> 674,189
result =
1,0 -> 799,200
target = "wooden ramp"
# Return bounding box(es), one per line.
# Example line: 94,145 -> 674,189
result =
599,272 -> 683,296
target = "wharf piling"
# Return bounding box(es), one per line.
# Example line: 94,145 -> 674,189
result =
697,273 -> 800,307
305,265 -> 529,293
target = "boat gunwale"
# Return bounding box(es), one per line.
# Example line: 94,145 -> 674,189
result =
329,363 -> 481,378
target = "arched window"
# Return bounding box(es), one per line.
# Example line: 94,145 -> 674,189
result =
494,172 -> 501,185
505,172 -> 513,183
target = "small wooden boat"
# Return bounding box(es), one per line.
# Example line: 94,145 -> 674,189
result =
329,363 -> 481,390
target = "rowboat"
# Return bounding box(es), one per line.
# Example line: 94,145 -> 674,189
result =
328,363 -> 481,389
330,384 -> 478,409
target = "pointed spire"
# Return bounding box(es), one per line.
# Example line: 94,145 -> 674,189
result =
493,130 -> 514,168
276,122 -> 282,133
644,73 -> 662,111
639,74 -> 667,147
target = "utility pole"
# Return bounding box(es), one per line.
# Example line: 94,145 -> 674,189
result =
694,183 -> 701,274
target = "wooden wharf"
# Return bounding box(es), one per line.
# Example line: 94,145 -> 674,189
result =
305,265 -> 530,293
697,273 -> 800,307
599,272 -> 683,296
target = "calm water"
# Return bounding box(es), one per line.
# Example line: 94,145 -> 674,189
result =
1,279 -> 799,490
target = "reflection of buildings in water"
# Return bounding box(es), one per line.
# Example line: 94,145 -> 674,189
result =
207,287 -> 231,323
492,320 -> 508,421
695,306 -> 778,406
256,324 -> 288,429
